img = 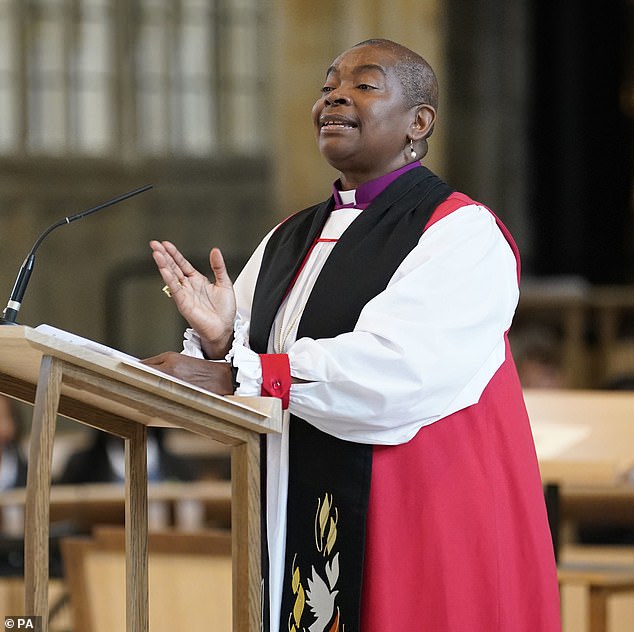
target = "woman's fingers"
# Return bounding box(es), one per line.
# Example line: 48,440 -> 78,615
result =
161,240 -> 199,279
151,250 -> 184,299
150,240 -> 209,302
209,247 -> 233,289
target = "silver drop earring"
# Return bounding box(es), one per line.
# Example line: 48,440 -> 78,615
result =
409,139 -> 417,160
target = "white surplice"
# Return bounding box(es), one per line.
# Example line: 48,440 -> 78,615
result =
182,195 -> 519,632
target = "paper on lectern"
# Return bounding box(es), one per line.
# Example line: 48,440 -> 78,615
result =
34,323 -> 222,398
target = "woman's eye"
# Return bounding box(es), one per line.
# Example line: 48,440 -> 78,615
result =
320,86 -> 334,93
357,84 -> 374,90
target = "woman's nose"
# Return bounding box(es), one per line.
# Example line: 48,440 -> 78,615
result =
324,89 -> 351,106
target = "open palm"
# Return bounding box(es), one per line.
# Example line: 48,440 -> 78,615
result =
150,240 -> 236,358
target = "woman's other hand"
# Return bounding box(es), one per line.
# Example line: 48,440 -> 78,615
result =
142,352 -> 234,395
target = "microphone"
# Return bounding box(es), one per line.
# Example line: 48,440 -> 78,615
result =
0,184 -> 153,325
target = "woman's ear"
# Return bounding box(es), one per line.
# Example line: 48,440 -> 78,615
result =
410,104 -> 436,140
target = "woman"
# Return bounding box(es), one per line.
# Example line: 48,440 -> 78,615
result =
145,39 -> 560,632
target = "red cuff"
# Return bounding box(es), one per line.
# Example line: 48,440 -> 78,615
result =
259,354 -> 291,409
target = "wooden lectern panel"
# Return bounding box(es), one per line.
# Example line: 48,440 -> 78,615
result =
0,326 -> 281,632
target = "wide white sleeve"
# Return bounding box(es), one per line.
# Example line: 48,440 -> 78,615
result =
288,205 -> 520,445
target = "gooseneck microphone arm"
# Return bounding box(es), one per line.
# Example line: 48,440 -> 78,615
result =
0,184 -> 153,325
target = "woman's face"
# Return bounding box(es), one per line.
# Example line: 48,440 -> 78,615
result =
311,44 -> 423,189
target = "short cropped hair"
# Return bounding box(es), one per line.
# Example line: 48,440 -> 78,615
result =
353,38 -> 439,112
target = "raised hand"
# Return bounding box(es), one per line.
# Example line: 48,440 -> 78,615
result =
150,240 -> 236,358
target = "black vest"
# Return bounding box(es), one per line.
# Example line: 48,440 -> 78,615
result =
250,167 -> 453,631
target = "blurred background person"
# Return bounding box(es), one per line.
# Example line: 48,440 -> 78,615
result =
0,396 -> 27,492
56,428 -> 197,485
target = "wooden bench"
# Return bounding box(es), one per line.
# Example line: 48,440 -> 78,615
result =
61,526 -> 232,632
558,565 -> 634,632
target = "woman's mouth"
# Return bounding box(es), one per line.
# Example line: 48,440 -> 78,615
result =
319,115 -> 358,132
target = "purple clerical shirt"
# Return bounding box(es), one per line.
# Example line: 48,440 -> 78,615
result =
332,162 -> 421,210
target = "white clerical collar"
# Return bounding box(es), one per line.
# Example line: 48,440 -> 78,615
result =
338,189 -> 356,205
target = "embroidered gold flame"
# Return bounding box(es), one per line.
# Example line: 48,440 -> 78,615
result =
287,492 -> 342,632
289,554 -> 306,632
315,492 -> 338,556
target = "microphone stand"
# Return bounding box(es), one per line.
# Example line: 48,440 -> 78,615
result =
0,184 -> 153,325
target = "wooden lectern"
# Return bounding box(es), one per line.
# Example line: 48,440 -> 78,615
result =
0,325 -> 281,632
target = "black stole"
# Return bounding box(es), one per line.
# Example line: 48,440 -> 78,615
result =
249,167 -> 453,631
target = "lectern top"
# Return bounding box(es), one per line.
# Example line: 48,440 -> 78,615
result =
0,325 -> 281,442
